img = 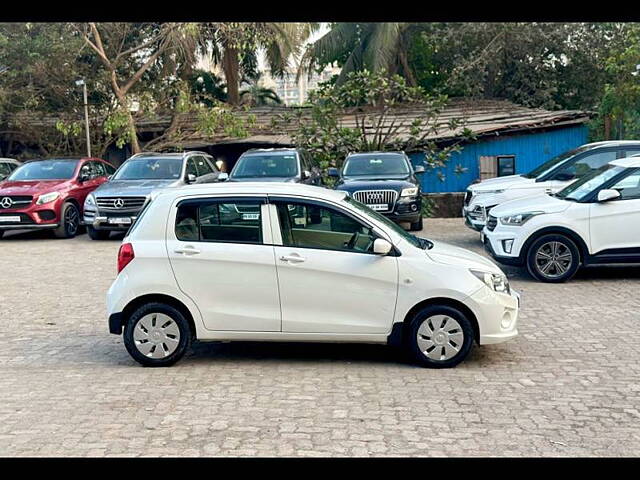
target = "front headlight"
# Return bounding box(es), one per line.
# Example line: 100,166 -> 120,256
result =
500,211 -> 544,226
470,269 -> 510,294
36,192 -> 60,205
84,194 -> 96,208
401,187 -> 418,197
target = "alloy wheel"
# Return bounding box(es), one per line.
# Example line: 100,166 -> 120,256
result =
65,205 -> 79,236
416,314 -> 464,361
133,313 -> 181,359
534,241 -> 573,279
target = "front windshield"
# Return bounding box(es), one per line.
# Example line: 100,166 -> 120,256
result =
113,157 -> 183,180
8,159 -> 78,181
343,154 -> 410,177
555,164 -> 624,202
231,153 -> 299,178
344,196 -> 430,249
523,146 -> 589,179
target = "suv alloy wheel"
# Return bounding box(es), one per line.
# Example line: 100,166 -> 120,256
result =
526,234 -> 580,283
53,202 -> 80,239
407,305 -> 474,368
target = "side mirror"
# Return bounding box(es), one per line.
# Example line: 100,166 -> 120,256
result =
78,173 -> 90,183
186,173 -> 197,184
373,238 -> 392,255
217,172 -> 229,182
302,170 -> 311,180
597,189 -> 621,202
327,167 -> 340,178
414,165 -> 425,174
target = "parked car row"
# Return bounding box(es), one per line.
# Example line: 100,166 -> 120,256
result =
0,149 -> 426,240
463,141 -> 640,282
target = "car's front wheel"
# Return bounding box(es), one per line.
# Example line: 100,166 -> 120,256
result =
409,216 -> 424,231
123,303 -> 192,367
87,225 -> 111,240
526,234 -> 580,283
407,305 -> 474,368
53,202 -> 80,238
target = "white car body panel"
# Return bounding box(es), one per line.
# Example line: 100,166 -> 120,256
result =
107,183 -> 519,347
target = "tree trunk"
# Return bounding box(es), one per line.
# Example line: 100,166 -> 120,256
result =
223,47 -> 240,106
604,115 -> 612,140
114,86 -> 141,154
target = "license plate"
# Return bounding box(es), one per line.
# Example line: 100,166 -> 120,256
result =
0,216 -> 20,223
367,204 -> 388,211
242,213 -> 259,220
108,217 -> 132,225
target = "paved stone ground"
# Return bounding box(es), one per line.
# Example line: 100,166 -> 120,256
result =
1,220 -> 639,457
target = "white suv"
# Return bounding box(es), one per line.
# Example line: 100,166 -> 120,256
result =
482,157 -> 640,282
107,183 -> 520,368
463,141 -> 640,231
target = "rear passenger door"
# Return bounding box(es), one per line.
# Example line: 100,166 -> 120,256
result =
166,196 -> 281,331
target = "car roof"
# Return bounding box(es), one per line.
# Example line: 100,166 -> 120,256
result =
582,140 -> 640,148
609,157 -> 640,168
0,158 -> 20,164
346,151 -> 405,157
240,148 -> 298,155
158,182 -> 347,202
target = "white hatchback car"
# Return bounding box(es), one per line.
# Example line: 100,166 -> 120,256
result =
107,183 -> 520,368
483,157 -> 640,282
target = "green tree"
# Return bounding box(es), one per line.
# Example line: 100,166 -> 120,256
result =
200,23 -> 317,106
240,84 -> 282,107
301,23 -> 422,86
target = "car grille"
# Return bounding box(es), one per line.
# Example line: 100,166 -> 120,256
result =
352,190 -> 398,211
464,190 -> 472,206
0,195 -> 33,209
95,196 -> 147,211
486,214 -> 498,232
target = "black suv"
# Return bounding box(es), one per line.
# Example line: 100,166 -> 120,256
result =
329,151 -> 425,231
221,148 -> 323,185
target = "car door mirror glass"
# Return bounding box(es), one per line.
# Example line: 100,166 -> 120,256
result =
327,167 -> 339,177
597,189 -> 621,202
186,173 -> 197,184
217,172 -> 229,181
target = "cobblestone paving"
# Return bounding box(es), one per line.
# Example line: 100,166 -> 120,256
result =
1,220 -> 639,457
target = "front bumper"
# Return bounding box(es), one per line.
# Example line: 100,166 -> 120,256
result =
462,204 -> 496,231
0,205 -> 61,230
83,205 -> 140,231
382,197 -> 422,224
467,286 -> 520,345
482,226 -> 526,267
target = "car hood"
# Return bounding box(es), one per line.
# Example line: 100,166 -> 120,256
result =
0,179 -> 69,196
469,175 -> 533,193
426,240 -> 503,274
92,179 -> 181,197
228,176 -> 298,183
490,193 -> 571,217
335,175 -> 416,193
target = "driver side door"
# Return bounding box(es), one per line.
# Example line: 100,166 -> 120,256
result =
270,198 -> 399,334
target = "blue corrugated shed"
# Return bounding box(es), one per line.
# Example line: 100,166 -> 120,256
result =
409,125 -> 589,193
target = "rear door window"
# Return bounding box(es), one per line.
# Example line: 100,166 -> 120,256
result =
175,199 -> 264,244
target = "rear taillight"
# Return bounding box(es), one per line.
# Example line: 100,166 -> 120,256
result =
117,243 -> 135,274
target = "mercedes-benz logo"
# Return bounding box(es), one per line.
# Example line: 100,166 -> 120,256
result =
0,197 -> 12,209
113,198 -> 125,209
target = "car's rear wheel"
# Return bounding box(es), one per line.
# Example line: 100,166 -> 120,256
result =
526,234 -> 580,283
123,303 -> 192,367
53,202 -> 80,239
410,217 -> 424,231
87,225 -> 111,240
407,305 -> 474,368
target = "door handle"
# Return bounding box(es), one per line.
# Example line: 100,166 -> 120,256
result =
279,254 -> 306,263
174,246 -> 201,256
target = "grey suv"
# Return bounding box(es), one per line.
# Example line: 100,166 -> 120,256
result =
221,148 -> 323,185
0,158 -> 21,181
83,151 -> 221,239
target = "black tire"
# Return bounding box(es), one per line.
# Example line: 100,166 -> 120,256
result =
53,202 -> 80,239
526,233 -> 580,283
406,305 -> 474,368
87,225 -> 111,240
409,216 -> 424,231
123,302 -> 192,367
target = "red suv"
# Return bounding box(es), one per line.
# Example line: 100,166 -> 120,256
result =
0,157 -> 116,239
